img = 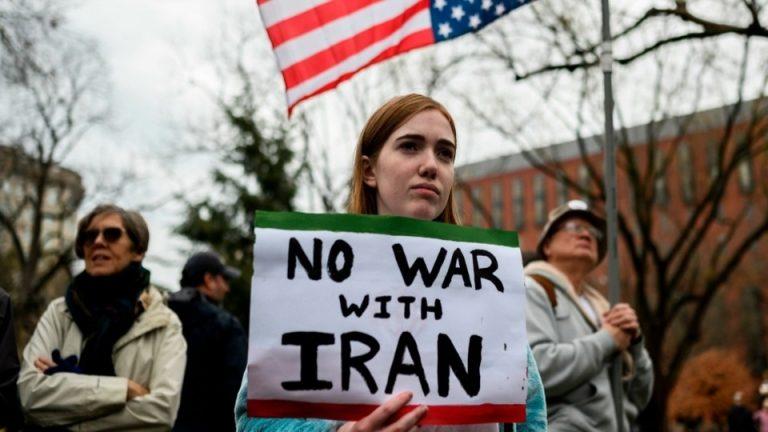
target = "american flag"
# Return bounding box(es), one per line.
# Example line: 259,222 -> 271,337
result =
257,0 -> 533,113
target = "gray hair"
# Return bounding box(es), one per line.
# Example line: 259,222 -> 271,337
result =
75,203 -> 149,258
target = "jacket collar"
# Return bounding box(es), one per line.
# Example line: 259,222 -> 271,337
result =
525,260 -> 610,328
113,286 -> 172,351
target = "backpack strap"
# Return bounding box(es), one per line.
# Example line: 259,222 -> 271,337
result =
529,274 -> 558,309
529,271 -> 603,332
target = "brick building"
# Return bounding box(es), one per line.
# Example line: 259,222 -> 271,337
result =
0,144 -> 84,298
455,101 -> 768,367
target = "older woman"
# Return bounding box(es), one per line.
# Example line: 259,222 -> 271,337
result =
235,94 -> 547,432
525,200 -> 653,431
18,204 -> 186,431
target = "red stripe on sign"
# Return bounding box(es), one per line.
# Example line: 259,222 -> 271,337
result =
247,399 -> 526,425
257,0 -> 269,4
286,29 -> 434,114
267,0 -> 378,47
282,1 -> 428,89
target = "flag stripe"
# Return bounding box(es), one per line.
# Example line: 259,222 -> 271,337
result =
257,0 -> 531,113
259,0 -> 330,28
273,0 -> 426,70
286,21 -> 433,107
287,29 -> 433,113
281,1 -> 428,89
266,0 -> 378,47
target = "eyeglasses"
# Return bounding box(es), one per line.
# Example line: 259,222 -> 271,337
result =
560,221 -> 603,241
82,227 -> 125,246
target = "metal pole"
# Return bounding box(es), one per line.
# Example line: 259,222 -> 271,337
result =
600,0 -> 625,431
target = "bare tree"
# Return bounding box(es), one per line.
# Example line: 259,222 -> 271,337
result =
181,4 -> 766,429
0,0 -> 110,339
447,1 -> 768,430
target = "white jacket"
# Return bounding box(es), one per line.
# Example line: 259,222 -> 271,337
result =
18,287 -> 187,431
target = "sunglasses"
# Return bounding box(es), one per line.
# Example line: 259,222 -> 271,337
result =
82,227 -> 125,246
560,221 -> 603,241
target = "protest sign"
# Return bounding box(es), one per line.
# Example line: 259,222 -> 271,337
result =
247,211 -> 528,425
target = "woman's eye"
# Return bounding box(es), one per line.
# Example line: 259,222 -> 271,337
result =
399,141 -> 418,152
438,147 -> 455,161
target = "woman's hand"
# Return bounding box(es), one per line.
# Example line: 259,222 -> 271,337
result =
602,303 -> 640,339
601,322 -> 631,352
126,380 -> 149,400
34,356 -> 56,373
337,392 -> 428,432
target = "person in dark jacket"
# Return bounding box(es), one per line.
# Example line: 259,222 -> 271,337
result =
728,391 -> 757,432
169,251 -> 247,432
0,287 -> 23,431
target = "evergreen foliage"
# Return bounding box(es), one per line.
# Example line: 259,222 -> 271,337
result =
176,95 -> 304,329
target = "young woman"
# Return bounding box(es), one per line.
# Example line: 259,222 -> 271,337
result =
236,94 -> 547,432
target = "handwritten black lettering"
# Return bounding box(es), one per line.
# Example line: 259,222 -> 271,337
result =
341,332 -> 380,393
442,248 -> 472,288
437,334 -> 482,397
471,249 -> 504,292
339,295 -> 369,318
385,332 -> 430,395
327,240 -> 354,282
392,244 -> 446,287
421,297 -> 443,320
374,296 -> 392,318
281,332 -> 334,391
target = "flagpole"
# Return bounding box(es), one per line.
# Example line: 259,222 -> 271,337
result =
600,0 -> 624,431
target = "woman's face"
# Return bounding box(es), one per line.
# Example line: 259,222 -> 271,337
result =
83,212 -> 144,277
543,216 -> 600,268
363,109 -> 455,221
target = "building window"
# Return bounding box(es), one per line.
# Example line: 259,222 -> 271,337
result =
706,140 -> 725,220
45,187 -> 59,208
534,175 -> 547,226
737,159 -> 754,194
512,178 -> 524,230
471,187 -> 485,227
707,139 -> 720,181
654,152 -> 668,206
556,172 -> 569,204
677,142 -> 695,204
491,182 -> 503,228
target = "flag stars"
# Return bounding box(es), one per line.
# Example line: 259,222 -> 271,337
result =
438,22 -> 453,38
451,5 -> 466,21
469,14 -> 481,29
432,0 -> 517,40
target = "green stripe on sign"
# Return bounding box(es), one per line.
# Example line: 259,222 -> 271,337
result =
253,211 -> 519,248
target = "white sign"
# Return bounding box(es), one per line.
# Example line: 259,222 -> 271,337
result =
247,212 -> 528,425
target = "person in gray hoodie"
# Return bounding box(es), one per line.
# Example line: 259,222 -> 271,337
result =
524,200 -> 653,431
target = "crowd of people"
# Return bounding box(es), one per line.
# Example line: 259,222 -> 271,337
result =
14,92 -> 767,431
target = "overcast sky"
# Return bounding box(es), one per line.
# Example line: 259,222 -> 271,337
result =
62,0 -> 497,289
59,0 -> 768,288
65,0 -> 263,288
